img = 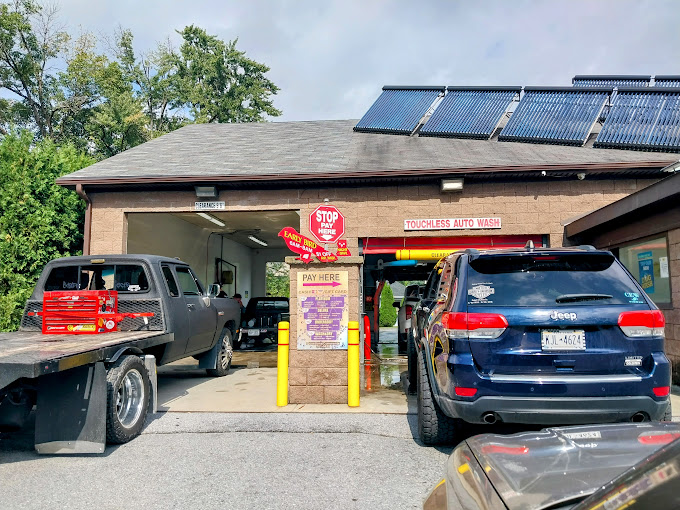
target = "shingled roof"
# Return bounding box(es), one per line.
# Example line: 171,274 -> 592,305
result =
57,119 -> 679,187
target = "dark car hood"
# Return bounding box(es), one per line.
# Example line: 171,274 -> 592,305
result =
464,422 -> 680,510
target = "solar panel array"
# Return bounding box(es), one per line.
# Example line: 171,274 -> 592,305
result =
419,86 -> 521,139
572,75 -> 651,87
655,76 -> 680,87
355,77 -> 680,152
354,86 -> 444,135
594,88 -> 680,152
498,87 -> 611,146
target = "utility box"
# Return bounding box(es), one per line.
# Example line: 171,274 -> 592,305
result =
40,290 -> 119,334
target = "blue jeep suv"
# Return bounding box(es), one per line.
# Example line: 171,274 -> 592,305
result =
411,244 -> 672,445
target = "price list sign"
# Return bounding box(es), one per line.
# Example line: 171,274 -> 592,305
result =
297,271 -> 349,350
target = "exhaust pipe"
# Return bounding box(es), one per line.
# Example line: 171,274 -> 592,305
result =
631,412 -> 648,422
482,412 -> 498,425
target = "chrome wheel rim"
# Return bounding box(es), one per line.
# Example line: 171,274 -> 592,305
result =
116,369 -> 144,428
220,334 -> 233,370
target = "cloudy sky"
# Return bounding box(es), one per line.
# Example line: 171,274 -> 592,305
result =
56,0 -> 680,122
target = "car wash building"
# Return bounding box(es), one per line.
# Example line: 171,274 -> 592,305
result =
56,75 -> 680,400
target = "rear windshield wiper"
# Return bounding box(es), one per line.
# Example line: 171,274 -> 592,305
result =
555,293 -> 613,303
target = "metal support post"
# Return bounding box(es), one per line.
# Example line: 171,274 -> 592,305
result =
348,321 -> 360,407
277,321 -> 289,406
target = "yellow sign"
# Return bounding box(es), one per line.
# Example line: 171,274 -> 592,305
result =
297,271 -> 349,350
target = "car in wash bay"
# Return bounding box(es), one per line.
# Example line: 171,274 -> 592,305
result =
393,283 -> 422,354
423,421 -> 680,510
236,297 -> 289,349
412,243 -> 671,445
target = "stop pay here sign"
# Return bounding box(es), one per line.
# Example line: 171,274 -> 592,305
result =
309,205 -> 345,244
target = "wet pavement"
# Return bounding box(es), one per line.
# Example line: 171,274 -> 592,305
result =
155,327 -> 413,413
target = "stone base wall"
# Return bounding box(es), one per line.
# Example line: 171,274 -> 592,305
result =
287,259 -> 361,404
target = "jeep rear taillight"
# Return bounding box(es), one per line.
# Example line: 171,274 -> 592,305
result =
618,310 -> 665,338
405,305 -> 413,321
442,312 -> 508,340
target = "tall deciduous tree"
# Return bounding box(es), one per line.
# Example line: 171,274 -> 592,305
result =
172,25 -> 281,123
0,132 -> 93,330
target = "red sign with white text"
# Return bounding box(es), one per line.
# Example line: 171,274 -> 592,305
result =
309,205 -> 345,244
279,227 -> 338,263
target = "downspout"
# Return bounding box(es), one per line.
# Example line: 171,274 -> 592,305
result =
75,183 -> 91,256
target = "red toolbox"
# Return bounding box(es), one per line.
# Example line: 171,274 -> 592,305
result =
32,291 -> 153,334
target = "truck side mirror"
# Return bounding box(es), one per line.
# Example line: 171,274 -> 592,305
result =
208,284 -> 220,298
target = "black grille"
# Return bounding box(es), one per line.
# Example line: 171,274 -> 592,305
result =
20,300 -> 43,331
118,299 -> 165,331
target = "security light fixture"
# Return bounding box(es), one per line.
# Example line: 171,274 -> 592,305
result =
248,235 -> 268,247
440,178 -> 464,192
196,212 -> 226,227
577,172 -> 586,180
194,185 -> 218,198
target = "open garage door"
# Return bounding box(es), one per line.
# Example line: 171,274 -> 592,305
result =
361,235 -> 546,351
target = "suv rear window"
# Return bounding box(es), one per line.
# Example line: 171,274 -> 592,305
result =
467,253 -> 644,307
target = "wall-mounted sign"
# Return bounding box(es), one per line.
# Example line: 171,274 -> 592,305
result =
279,227 -> 338,263
404,217 -> 501,231
336,240 -> 352,257
297,271 -> 348,350
309,205 -> 345,244
195,201 -> 225,211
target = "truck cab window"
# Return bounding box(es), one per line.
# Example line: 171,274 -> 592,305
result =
44,266 -> 80,291
175,267 -> 200,296
161,265 -> 179,297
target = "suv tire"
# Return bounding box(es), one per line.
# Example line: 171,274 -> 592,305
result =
417,348 -> 459,445
663,400 -> 673,421
407,331 -> 417,395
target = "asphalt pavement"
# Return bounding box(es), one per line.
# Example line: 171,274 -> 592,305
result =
0,412 -> 451,510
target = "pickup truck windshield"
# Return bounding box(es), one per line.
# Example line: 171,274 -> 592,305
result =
467,253 -> 644,307
44,264 -> 150,293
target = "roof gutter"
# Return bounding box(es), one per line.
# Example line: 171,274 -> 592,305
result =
55,160 -> 675,188
75,183 -> 91,256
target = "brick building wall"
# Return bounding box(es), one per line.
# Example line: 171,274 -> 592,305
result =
86,178 -> 662,401
667,228 -> 680,382
87,178 -> 655,255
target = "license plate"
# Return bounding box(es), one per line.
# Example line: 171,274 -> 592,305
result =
541,329 -> 586,351
247,329 -> 261,336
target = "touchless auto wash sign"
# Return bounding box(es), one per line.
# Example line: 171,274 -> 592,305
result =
297,271 -> 349,350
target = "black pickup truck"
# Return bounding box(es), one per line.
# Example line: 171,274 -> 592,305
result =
0,254 -> 240,454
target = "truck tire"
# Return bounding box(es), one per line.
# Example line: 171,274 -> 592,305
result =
207,329 -> 233,377
417,349 -> 459,445
106,355 -> 150,444
663,400 -> 673,421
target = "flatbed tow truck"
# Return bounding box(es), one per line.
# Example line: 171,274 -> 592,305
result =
0,254 -> 240,454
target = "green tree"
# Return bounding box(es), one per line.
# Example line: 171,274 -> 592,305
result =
0,131 -> 93,330
265,262 -> 289,297
379,284 -> 397,327
171,25 -> 281,123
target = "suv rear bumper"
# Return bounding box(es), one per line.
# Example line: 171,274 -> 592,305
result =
438,395 -> 669,425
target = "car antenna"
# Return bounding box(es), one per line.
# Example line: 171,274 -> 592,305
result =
525,240 -> 535,251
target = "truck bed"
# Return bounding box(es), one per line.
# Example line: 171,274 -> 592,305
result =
0,331 -> 173,390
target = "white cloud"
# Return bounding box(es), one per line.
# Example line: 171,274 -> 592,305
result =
46,0 -> 680,121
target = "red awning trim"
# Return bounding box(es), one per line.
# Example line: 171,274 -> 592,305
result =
361,235 -> 544,255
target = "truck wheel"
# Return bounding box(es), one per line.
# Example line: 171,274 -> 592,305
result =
106,355 -> 150,444
417,349 -> 459,445
207,329 -> 233,377
663,400 -> 673,421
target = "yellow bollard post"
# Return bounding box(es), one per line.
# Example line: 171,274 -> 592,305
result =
277,321 -> 289,407
348,320 -> 360,407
